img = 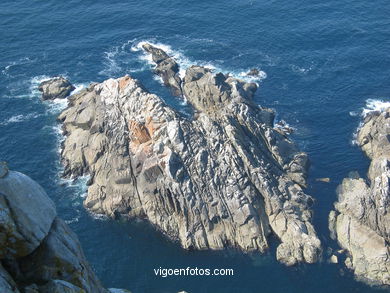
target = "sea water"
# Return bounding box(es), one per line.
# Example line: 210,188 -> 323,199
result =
1,1 -> 389,292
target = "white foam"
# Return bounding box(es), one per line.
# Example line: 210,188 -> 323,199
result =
132,40 -> 267,84
71,83 -> 87,95
1,57 -> 34,76
99,46 -> 124,76
362,98 -> 390,117
0,112 -> 41,126
26,75 -> 52,99
45,98 -> 69,114
238,70 -> 267,83
274,119 -> 295,135
65,216 -> 80,225
28,75 -> 70,100
290,64 -> 314,75
133,40 -> 194,76
89,211 -> 108,221
43,82 -> 87,115
351,98 -> 390,145
349,111 -> 359,117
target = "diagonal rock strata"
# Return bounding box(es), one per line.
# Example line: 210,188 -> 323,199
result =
58,52 -> 321,265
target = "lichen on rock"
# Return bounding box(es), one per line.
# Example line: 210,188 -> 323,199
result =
58,45 -> 321,265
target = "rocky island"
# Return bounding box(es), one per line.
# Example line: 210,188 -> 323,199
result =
329,107 -> 390,285
56,44 -> 321,266
0,162 -> 128,293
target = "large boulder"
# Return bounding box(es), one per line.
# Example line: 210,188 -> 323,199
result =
18,218 -> 107,293
0,166 -> 129,292
39,77 -> 75,100
0,166 -> 57,259
330,107 -> 390,285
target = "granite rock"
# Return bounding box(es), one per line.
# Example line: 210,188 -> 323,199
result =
0,167 -> 124,292
18,218 -> 107,293
330,108 -> 390,285
142,43 -> 182,96
0,170 -> 56,258
59,64 -> 321,265
39,77 -> 75,100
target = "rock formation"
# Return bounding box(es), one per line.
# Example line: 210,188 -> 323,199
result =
39,77 -> 75,100
329,107 -> 390,285
58,44 -> 321,266
142,43 -> 182,96
0,162 -> 126,293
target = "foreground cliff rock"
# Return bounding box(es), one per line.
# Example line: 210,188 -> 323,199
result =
58,45 -> 321,265
0,163 -> 126,293
329,107 -> 390,285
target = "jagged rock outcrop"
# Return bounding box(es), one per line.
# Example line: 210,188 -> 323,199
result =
329,107 -> 390,285
142,43 -> 182,96
0,163 -> 119,293
38,77 -> 75,100
58,46 -> 321,265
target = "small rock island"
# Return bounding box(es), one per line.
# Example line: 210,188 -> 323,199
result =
56,44 -> 322,266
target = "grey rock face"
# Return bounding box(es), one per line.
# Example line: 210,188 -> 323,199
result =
0,170 -> 57,258
0,264 -> 19,293
59,68 -> 321,265
38,77 -> 75,100
0,167 -> 118,292
330,108 -> 390,285
142,43 -> 182,96
18,218 -> 107,293
39,279 -> 85,293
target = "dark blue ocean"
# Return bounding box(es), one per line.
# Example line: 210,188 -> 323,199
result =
1,1 -> 390,292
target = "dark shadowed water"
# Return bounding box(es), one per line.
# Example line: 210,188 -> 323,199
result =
1,1 -> 390,292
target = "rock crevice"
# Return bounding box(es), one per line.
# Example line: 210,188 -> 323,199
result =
0,163 -> 128,293
58,46 -> 321,265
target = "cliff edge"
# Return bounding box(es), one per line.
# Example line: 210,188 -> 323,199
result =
0,162 -> 129,293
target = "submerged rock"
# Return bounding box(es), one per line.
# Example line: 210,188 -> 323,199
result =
59,51 -> 321,265
329,107 -> 390,285
0,166 -> 127,292
38,77 -> 75,100
246,68 -> 260,76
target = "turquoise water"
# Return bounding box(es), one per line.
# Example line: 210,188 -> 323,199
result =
1,1 -> 389,292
